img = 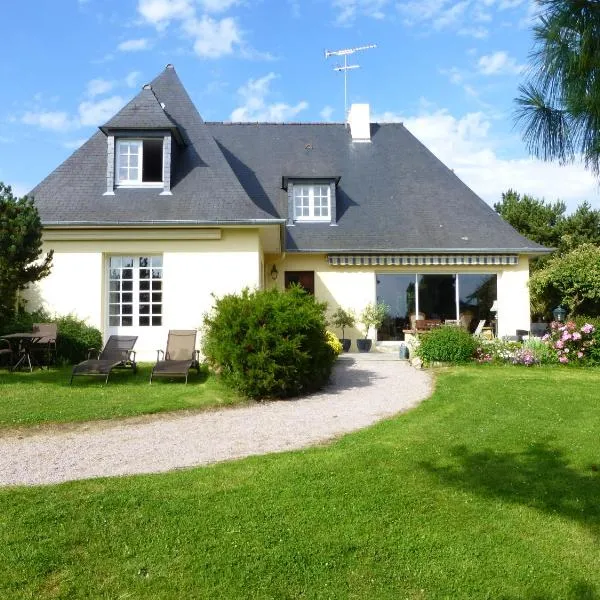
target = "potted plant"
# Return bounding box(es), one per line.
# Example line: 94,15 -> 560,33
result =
357,302 -> 389,352
331,307 -> 355,352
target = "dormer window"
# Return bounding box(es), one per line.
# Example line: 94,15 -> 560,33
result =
116,139 -> 163,186
293,184 -> 331,221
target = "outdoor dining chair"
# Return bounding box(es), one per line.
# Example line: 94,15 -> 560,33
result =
70,335 -> 138,384
150,330 -> 200,384
31,322 -> 58,367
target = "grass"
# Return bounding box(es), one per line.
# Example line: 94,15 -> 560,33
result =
1,365 -> 599,598
0,364 -> 245,427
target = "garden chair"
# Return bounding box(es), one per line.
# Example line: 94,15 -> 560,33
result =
150,330 -> 200,384
70,335 -> 138,384
473,320 -> 486,336
31,323 -> 58,367
0,338 -> 14,369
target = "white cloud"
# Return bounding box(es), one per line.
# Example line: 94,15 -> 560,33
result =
372,107 -> 599,211
117,38 -> 150,52
21,111 -> 74,131
332,0 -> 389,25
183,15 -> 242,58
478,50 -> 524,75
136,0 -> 264,59
458,26 -> 488,38
125,71 -> 142,88
320,105 -> 335,121
198,0 -> 240,12
398,0 -> 532,34
86,78 -> 115,97
230,73 -> 308,121
137,0 -> 194,29
78,96 -> 124,126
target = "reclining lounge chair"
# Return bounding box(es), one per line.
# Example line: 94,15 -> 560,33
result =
150,330 -> 200,384
71,335 -> 138,384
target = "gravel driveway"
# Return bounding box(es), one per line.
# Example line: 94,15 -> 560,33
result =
0,356 -> 432,487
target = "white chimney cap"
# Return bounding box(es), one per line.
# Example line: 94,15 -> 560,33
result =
348,103 -> 371,142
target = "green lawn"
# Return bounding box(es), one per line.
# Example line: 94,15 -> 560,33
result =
1,366 -> 599,599
0,365 -> 245,427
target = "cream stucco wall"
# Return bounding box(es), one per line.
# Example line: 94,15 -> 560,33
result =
266,253 -> 531,339
27,228 -> 263,361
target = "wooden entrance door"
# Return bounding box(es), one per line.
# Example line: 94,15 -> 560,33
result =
284,271 -> 315,294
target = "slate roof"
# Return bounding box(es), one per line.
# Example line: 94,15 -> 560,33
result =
208,122 -> 548,253
100,86 -> 179,134
32,66 -> 278,225
31,64 -> 547,253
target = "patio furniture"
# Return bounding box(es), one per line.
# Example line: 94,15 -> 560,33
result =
414,319 -> 442,332
2,332 -> 44,372
516,329 -> 529,342
0,338 -> 14,368
150,330 -> 200,384
70,335 -> 138,384
530,322 -> 548,337
31,323 -> 58,367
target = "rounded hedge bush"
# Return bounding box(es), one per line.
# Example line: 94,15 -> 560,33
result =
55,315 -> 102,364
415,325 -> 478,365
202,286 -> 337,399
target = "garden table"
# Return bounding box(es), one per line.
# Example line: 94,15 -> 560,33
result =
2,332 -> 43,372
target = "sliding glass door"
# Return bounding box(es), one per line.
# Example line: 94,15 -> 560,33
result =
376,273 -> 497,340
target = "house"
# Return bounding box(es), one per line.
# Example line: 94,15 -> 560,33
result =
28,64 -> 548,359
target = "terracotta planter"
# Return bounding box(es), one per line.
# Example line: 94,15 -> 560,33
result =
356,339 -> 372,352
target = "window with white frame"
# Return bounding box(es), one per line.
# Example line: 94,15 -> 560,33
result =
293,184 -> 330,221
108,256 -> 163,327
116,139 -> 163,186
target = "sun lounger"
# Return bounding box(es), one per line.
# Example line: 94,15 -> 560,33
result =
150,330 -> 199,384
70,335 -> 138,384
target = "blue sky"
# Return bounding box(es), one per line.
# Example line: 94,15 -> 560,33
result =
1,0 -> 598,211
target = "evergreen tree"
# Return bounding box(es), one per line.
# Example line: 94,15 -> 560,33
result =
0,182 -> 53,322
515,0 -> 600,175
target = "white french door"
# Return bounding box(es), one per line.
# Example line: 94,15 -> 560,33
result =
106,255 -> 165,359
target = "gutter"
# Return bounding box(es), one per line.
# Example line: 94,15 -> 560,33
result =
42,219 -> 286,227
288,247 -> 552,255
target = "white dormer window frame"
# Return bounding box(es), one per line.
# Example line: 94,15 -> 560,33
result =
293,184 -> 331,222
115,138 -> 164,188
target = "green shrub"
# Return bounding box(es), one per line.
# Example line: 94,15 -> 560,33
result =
416,325 -> 478,365
55,315 -> 102,364
202,287 -> 336,399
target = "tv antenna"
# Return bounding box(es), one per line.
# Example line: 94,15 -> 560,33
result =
325,44 -> 376,121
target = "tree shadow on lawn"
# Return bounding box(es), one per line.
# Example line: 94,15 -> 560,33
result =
420,442 -> 600,538
498,580 -> 598,600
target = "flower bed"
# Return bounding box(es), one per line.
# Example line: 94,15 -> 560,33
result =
542,321 -> 596,364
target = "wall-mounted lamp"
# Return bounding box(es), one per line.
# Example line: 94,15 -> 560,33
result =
270,265 -> 278,281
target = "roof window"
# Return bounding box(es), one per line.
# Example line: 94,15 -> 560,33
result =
116,139 -> 163,186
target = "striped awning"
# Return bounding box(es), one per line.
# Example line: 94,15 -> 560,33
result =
327,254 -> 519,267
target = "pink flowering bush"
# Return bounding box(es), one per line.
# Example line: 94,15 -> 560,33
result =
543,321 -> 596,364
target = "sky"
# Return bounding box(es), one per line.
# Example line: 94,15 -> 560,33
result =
1,0 -> 599,212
